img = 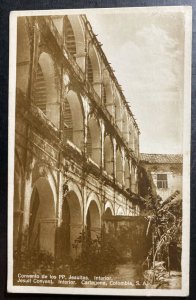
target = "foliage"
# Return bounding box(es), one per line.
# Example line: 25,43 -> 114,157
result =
143,261 -> 168,288
143,190 -> 182,285
71,230 -> 121,278
13,248 -> 55,282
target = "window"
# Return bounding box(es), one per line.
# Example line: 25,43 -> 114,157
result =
157,174 -> 168,189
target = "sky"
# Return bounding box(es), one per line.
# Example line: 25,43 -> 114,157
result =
86,9 -> 184,154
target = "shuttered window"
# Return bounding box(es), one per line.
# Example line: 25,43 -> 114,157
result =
87,57 -> 93,83
34,64 -> 47,114
63,98 -> 73,142
157,174 -> 168,189
64,16 -> 76,59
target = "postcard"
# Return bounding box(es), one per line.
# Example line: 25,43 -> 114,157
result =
8,6 -> 191,296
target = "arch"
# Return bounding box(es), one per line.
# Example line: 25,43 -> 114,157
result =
105,201 -> 114,216
33,63 -> 47,114
124,158 -> 130,190
51,15 -> 86,71
87,56 -> 93,83
105,207 -> 113,217
66,180 -> 83,210
61,190 -> 83,258
62,97 -> 73,142
115,92 -> 122,130
67,15 -> 86,71
86,192 -> 101,216
116,206 -> 125,216
87,117 -> 101,165
16,17 -> 31,95
34,52 -> 60,128
129,120 -> 135,151
29,177 -> 56,255
104,135 -> 114,176
102,70 -> 114,117
86,195 -> 101,240
64,90 -> 84,150
64,16 -> 77,58
88,43 -> 102,97
116,147 -> 123,184
122,109 -> 129,142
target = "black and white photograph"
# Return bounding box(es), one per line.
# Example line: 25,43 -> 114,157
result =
7,6 -> 191,296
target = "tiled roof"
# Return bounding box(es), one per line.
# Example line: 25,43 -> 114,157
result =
140,153 -> 183,164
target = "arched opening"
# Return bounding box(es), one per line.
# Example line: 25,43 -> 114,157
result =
64,90 -> 84,150
104,202 -> 114,234
116,206 -> 125,216
29,177 -> 56,255
124,159 -> 130,190
115,94 -> 122,130
51,15 -> 86,71
61,191 -> 82,259
86,128 -> 92,157
105,201 -> 114,216
87,56 -> 93,83
102,71 -> 114,118
129,121 -> 136,152
87,118 -> 101,166
62,97 -> 73,142
64,16 -> 76,59
66,15 -> 85,71
33,63 -> 47,114
122,110 -> 129,142
104,135 -> 114,176
34,52 -> 60,128
103,85 -> 107,105
116,147 -> 123,184
87,200 -> 101,240
105,207 -> 113,217
16,17 -> 31,95
88,44 -> 102,97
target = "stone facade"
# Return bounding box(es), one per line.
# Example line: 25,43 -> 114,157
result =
14,15 -> 141,259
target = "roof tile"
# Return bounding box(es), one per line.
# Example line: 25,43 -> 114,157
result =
140,153 -> 183,164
